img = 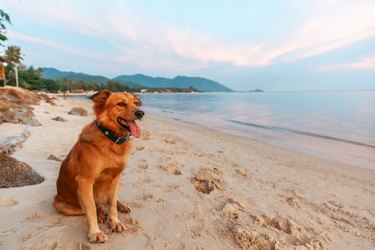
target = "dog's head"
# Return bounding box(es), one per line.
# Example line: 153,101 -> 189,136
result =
90,90 -> 144,138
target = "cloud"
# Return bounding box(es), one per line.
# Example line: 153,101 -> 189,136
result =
142,0 -> 375,68
8,31 -> 111,62
316,56 -> 375,71
282,0 -> 375,62
4,0 -> 375,71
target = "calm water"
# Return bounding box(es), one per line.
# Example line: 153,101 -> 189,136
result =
138,91 -> 375,169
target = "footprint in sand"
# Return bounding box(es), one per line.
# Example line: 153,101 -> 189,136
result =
0,198 -> 19,206
141,194 -> 153,201
136,146 -> 145,151
138,162 -> 149,170
234,168 -> 249,179
142,131 -> 151,140
220,198 -> 245,221
224,215 -> 329,250
159,164 -> 182,175
192,167 -> 225,194
25,212 -> 44,220
164,138 -> 177,144
225,225 -> 277,250
252,215 -> 330,248
0,227 -> 18,237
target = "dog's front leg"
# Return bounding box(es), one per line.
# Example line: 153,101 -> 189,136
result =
108,176 -> 126,233
76,176 -> 107,243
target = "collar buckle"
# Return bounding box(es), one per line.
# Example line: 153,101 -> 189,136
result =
115,135 -> 130,144
96,120 -> 131,144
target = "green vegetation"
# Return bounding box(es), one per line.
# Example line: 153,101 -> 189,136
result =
5,67 -> 140,92
0,9 -> 11,46
5,66 -> 197,93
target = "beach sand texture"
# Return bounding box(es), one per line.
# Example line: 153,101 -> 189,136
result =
0,94 -> 374,249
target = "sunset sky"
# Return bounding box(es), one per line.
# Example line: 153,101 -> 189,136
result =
1,0 -> 374,91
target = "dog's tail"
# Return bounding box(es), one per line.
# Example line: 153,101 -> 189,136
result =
53,195 -> 85,216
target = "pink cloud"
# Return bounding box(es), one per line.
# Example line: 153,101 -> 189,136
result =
4,0 -> 375,71
317,56 -> 375,71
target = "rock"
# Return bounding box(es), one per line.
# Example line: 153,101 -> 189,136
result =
39,93 -> 57,106
0,154 -> 44,188
51,116 -> 67,122
0,87 -> 42,126
0,124 -> 30,155
12,109 -> 41,126
47,154 -> 63,162
68,107 -> 88,116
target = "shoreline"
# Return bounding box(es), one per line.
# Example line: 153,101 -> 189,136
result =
140,106 -> 375,171
0,94 -> 374,249
64,92 -> 375,170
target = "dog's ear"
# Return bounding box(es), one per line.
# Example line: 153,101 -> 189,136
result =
91,90 -> 111,115
131,93 -> 142,106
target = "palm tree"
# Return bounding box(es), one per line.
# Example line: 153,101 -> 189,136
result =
5,45 -> 23,65
0,9 -> 11,47
5,45 -> 23,87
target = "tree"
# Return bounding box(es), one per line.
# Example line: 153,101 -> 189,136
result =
0,9 -> 11,47
4,45 -> 23,87
5,45 -> 23,65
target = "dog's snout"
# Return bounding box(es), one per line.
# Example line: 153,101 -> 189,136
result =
135,110 -> 144,119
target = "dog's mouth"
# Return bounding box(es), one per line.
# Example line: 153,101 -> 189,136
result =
117,117 -> 142,138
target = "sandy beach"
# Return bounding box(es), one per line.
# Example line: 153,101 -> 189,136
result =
0,93 -> 374,250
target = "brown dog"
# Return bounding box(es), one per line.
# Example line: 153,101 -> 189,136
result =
54,90 -> 144,243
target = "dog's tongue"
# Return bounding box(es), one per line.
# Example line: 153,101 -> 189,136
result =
127,120 -> 142,138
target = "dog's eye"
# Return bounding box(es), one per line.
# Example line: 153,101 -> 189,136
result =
134,101 -> 139,106
117,102 -> 126,107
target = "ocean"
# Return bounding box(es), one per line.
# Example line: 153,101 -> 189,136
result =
137,91 -> 375,169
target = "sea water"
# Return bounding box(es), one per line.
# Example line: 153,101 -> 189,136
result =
138,91 -> 375,169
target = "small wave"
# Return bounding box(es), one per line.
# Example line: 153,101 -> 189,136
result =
226,119 -> 375,149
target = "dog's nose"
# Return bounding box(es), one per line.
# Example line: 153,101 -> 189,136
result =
135,110 -> 145,119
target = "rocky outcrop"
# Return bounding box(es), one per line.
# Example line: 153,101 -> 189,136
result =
0,87 -> 42,126
0,154 -> 44,188
0,124 -> 30,155
68,107 -> 88,116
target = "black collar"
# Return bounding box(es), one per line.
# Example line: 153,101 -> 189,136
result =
95,120 -> 131,144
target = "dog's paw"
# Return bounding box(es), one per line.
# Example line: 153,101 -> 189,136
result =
110,221 -> 126,233
97,207 -> 108,224
117,201 -> 131,213
88,231 -> 107,243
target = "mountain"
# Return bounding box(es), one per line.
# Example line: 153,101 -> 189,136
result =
41,68 -> 232,92
42,67 -> 109,84
113,74 -> 232,92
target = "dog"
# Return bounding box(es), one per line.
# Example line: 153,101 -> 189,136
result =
54,90 -> 144,243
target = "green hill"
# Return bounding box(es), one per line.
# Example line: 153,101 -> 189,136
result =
42,68 -> 232,92
113,74 -> 232,92
41,67 -> 109,84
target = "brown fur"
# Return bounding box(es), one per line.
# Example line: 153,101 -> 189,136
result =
54,90 -> 143,243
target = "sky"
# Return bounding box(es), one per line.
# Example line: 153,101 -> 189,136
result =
1,0 -> 374,91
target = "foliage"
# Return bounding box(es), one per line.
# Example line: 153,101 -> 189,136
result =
5,66 -> 143,92
0,9 -> 11,46
5,45 -> 23,66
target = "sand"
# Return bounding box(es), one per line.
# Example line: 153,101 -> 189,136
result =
0,94 -> 374,250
